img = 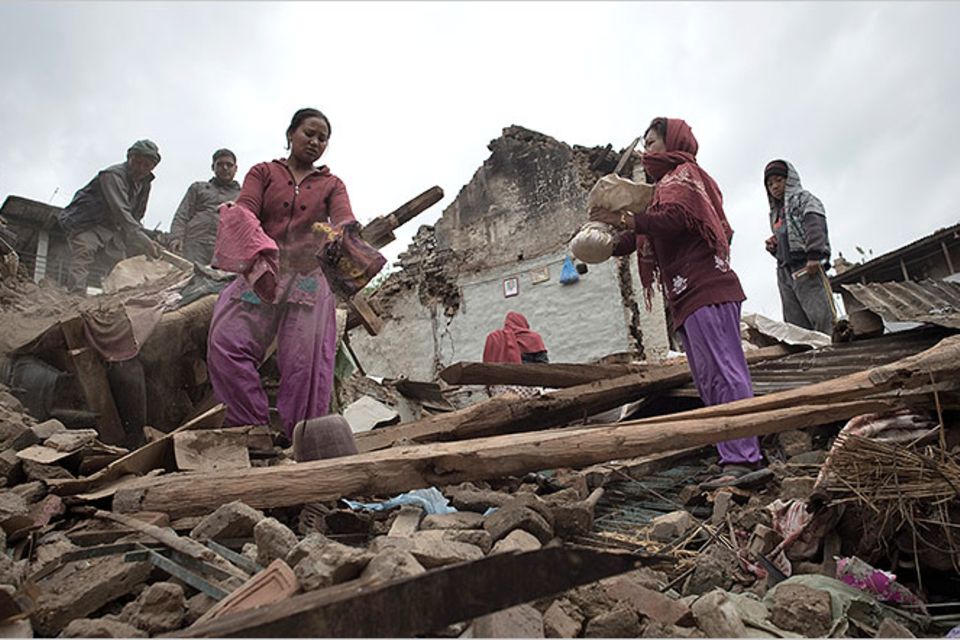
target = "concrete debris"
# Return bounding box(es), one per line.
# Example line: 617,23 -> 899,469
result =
286,533 -> 373,591
189,500 -> 265,541
491,529 -> 542,554
483,505 -> 554,544
61,617 -> 148,638
360,548 -> 426,583
254,516 -> 299,566
472,604 -> 545,638
117,581 -> 186,634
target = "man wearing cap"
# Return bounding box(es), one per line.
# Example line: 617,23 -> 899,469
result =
168,148 -> 240,264
59,139 -> 164,294
763,159 -> 837,335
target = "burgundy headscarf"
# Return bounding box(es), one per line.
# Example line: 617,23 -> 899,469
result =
482,311 -> 547,364
636,118 -> 734,309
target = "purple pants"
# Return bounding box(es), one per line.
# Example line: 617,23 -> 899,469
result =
207,273 -> 338,437
678,301 -> 763,466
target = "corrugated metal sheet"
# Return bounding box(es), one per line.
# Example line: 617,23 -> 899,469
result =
842,280 -> 960,329
669,326 -> 952,397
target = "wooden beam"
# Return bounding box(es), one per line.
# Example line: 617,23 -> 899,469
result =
111,334 -> 960,519
346,294 -> 383,336
114,399 -> 899,519
439,345 -> 794,388
355,345 -> 794,452
59,318 -> 127,446
173,547 -> 644,638
360,186 -> 444,249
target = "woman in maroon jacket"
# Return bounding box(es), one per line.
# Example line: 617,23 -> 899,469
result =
591,118 -> 764,484
207,108 -> 355,439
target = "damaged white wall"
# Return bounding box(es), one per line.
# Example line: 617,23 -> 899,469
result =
350,248 -> 669,380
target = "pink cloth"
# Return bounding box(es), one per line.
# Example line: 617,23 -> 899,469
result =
482,312 -> 547,364
212,201 -> 279,303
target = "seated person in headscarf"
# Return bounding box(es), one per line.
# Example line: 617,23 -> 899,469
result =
482,311 -> 549,398
764,159 -> 837,336
58,139 -> 163,294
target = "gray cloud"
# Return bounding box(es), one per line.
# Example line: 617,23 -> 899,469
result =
1,1 -> 957,322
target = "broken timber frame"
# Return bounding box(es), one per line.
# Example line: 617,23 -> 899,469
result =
356,344 -> 794,452
173,547 -> 645,638
110,334 -> 960,519
439,344 -> 797,388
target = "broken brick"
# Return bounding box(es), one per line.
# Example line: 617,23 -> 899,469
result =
190,500 -> 265,542
483,505 -> 553,544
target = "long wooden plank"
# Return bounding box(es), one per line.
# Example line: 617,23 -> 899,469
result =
439,344 -> 794,388
112,334 -> 960,519
174,548 -> 644,638
113,398 -> 892,519
355,345 -> 794,452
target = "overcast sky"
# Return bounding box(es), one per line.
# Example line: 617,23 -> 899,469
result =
1,1 -> 958,321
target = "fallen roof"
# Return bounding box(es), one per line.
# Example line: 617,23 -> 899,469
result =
840,279 -> 960,330
0,194 -> 62,230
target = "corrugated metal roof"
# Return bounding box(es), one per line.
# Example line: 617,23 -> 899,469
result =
667,326 -> 952,397
0,195 -> 62,230
830,222 -> 960,286
841,280 -> 960,329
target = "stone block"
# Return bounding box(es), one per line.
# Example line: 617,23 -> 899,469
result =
473,604 -> 545,638
710,491 -> 733,527
691,589 -> 749,637
118,581 -> 186,634
543,600 -> 581,638
446,488 -> 512,513
254,517 -> 299,566
746,524 -> 782,558
190,500 -> 265,541
767,583 -> 832,637
584,605 -> 642,638
406,533 -> 484,569
876,617 -> 916,638
11,480 -> 45,505
649,510 -> 695,542
491,529 -> 542,554
360,548 -> 426,583
32,554 -> 152,636
288,534 -> 373,591
603,576 -> 693,627
420,511 -> 484,530
483,506 -> 553,544
61,617 -> 148,638
778,430 -> 812,457
44,428 -> 98,452
22,460 -> 73,481
0,449 -> 22,484
414,528 -> 493,554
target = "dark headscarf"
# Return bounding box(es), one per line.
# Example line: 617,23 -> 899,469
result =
634,119 -> 733,308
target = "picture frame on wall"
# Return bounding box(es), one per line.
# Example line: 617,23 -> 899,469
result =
503,276 -> 519,298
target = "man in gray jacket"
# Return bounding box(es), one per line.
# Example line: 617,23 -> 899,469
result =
59,139 -> 163,293
764,159 -> 837,335
168,148 -> 240,264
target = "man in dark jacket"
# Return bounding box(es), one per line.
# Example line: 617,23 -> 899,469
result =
59,139 -> 163,293
764,159 -> 837,335
168,148 -> 240,264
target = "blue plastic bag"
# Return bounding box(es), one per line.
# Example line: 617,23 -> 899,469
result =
559,256 -> 580,285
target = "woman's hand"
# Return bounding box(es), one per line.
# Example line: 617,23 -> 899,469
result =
804,259 -> 821,276
588,207 -> 633,231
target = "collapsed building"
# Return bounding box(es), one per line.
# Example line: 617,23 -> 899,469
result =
0,127 -> 957,638
349,126 -> 671,381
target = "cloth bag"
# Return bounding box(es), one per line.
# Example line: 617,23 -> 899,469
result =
312,221 -> 387,298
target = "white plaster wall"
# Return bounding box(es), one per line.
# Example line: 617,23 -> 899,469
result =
349,292 -> 438,381
350,248 -> 671,380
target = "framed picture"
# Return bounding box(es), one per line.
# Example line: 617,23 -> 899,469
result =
530,266 -> 550,284
503,276 -> 519,298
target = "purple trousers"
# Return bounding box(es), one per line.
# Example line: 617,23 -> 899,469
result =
678,301 -> 763,466
207,272 -> 338,437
